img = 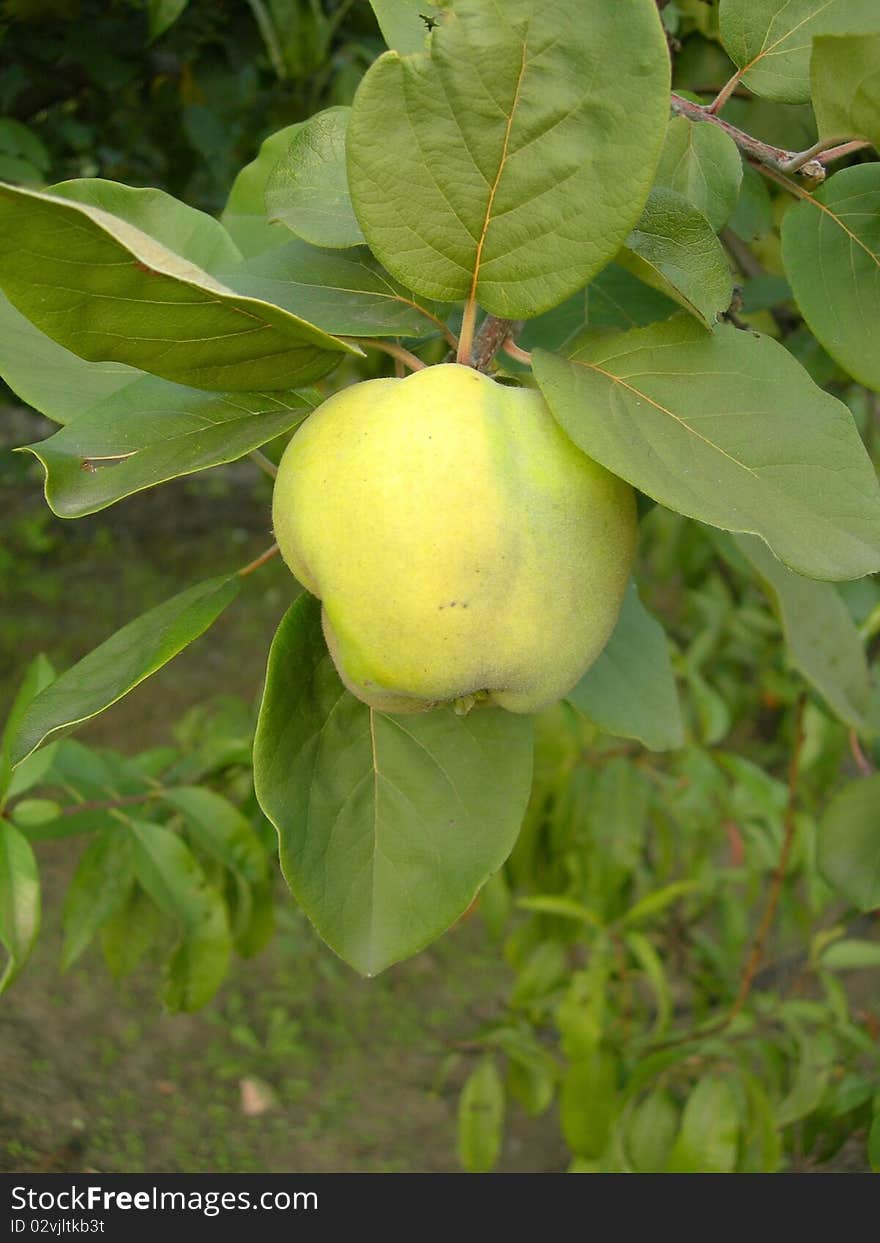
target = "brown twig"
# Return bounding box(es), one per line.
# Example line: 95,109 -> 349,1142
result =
670,93 -> 827,182
849,729 -> 875,776
470,315 -> 524,372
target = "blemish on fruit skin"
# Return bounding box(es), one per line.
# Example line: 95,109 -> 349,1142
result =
438,601 -> 469,609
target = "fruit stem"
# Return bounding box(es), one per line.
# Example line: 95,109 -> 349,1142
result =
238,543 -> 280,577
341,337 -> 426,372
249,449 -> 278,478
456,299 -> 478,367
502,339 -> 532,366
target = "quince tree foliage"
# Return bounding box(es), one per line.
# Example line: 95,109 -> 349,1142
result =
3,0 -> 880,1172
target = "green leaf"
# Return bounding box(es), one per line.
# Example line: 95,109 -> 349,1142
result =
24,379 -> 316,518
781,165 -> 880,392
728,163 -> 774,244
0,181 -> 356,391
560,1052 -> 618,1159
667,1076 -> 739,1172
50,177 -> 242,275
0,291 -> 141,425
101,888 -> 164,980
733,534 -> 871,730
567,581 -> 684,752
348,0 -> 670,316
458,1057 -> 505,1173
148,0 -> 190,41
653,116 -> 743,231
532,317 -> 880,581
619,880 -> 701,928
506,1054 -> 555,1119
162,787 -> 267,888
719,0 -> 880,103
252,594 -> 534,976
1,654 -> 55,808
10,799 -> 62,829
812,34 -> 880,151
221,124 -> 306,256
61,829 -> 134,969
0,817 -> 40,994
516,895 -> 602,927
869,1110 -> 880,1172
821,939 -> 880,970
510,941 -> 569,1008
369,0 -> 439,53
10,576 -> 241,766
617,187 -> 733,328
625,931 -> 672,1035
775,1034 -> 833,1126
220,239 -> 449,339
265,107 -> 365,250
586,263 -> 678,330
163,786 -> 269,943
129,820 -> 232,1011
0,119 -> 50,172
4,743 -> 58,805
626,1089 -> 679,1172
819,775 -> 880,911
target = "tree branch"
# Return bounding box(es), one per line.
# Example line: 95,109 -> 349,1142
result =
670,93 -> 827,182
470,316 -> 524,372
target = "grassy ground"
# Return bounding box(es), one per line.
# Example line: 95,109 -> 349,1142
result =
0,407 -> 565,1173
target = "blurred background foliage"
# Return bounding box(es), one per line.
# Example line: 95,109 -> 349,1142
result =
1,0 -> 879,1174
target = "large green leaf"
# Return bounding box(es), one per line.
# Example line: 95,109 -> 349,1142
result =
811,34 -> 880,151
733,534 -> 871,730
653,116 -> 743,232
253,594 -> 534,976
1,654 -> 55,809
10,576 -> 241,766
718,0 -> 880,103
617,187 -> 734,328
128,819 -> 232,1010
458,1057 -> 505,1174
61,828 -> 135,969
0,818 -> 40,994
586,264 -> 678,330
781,164 -> 880,392
567,582 -> 684,752
161,787 -> 268,888
532,317 -> 880,581
666,1076 -> 740,1172
220,239 -> 449,339
0,182 -> 356,391
148,0 -> 189,41
348,0 -> 670,316
50,178 -> 242,275
369,0 -> 439,53
24,379 -> 316,518
0,292 -> 141,425
560,1053 -> 619,1159
819,774 -> 880,911
265,107 -> 365,250
221,123 -> 306,257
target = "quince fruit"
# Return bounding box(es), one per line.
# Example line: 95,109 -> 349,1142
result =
272,363 -> 636,714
